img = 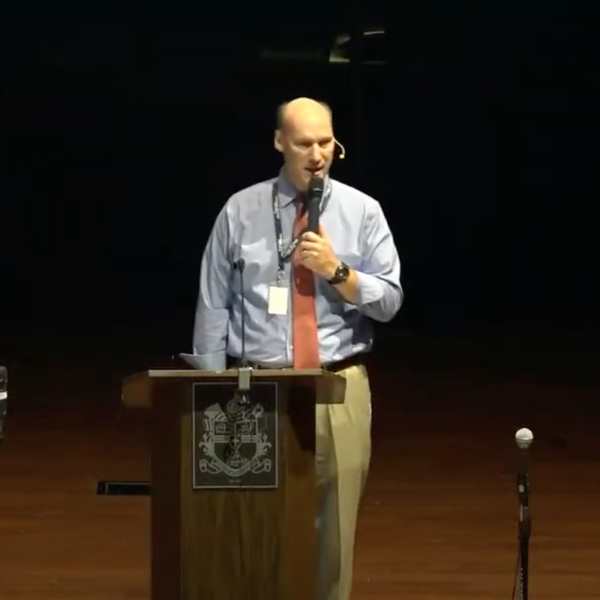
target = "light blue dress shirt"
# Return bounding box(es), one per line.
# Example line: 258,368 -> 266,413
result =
191,172 -> 403,370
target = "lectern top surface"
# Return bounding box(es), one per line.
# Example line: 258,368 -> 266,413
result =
146,368 -> 326,379
121,367 -> 346,409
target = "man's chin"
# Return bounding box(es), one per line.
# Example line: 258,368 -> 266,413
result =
304,168 -> 325,181
287,167 -> 327,191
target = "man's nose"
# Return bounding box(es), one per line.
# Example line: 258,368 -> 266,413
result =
309,144 -> 321,160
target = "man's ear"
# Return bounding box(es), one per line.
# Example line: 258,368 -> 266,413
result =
274,129 -> 284,153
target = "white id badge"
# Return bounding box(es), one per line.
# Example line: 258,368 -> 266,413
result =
268,285 -> 289,315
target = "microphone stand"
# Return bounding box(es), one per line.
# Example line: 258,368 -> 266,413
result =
517,463 -> 531,599
0,366 -> 7,443
221,258 -> 252,467
235,258 -> 251,406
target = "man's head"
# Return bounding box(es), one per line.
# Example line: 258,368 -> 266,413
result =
274,97 -> 335,192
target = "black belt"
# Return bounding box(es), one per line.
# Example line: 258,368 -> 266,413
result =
227,353 -> 367,373
320,353 -> 367,372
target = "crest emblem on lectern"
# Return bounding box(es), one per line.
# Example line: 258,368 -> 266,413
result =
192,382 -> 278,489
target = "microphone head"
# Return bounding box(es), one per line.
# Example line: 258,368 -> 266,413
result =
236,258 -> 246,273
308,176 -> 324,199
515,427 -> 534,450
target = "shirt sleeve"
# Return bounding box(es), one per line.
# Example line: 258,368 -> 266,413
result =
354,201 -> 403,323
192,205 -> 232,371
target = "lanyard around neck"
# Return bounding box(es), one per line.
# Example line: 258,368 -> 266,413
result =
271,180 -> 331,279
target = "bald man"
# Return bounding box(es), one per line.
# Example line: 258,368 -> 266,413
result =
191,98 -> 402,600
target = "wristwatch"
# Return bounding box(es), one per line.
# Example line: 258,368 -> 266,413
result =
327,262 -> 350,285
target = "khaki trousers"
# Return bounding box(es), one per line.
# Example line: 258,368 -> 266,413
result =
315,363 -> 372,600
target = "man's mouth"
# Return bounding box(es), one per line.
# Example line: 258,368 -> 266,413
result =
306,167 -> 322,175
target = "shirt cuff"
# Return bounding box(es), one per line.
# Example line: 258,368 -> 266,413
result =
354,271 -> 385,307
184,351 -> 227,371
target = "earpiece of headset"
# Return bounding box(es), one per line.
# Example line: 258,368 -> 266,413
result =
334,138 -> 346,160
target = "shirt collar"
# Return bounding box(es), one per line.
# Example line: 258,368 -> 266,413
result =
276,168 -> 330,208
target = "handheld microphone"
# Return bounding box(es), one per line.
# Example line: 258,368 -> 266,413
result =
0,366 -> 7,443
514,427 -> 534,600
307,176 -> 324,233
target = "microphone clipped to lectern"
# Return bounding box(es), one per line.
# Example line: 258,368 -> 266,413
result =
234,258 -> 251,401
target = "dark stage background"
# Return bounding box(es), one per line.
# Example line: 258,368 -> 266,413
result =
1,2 -> 599,379
2,4 -> 600,598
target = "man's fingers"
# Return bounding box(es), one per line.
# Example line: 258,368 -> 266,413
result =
301,231 -> 322,243
300,241 -> 322,252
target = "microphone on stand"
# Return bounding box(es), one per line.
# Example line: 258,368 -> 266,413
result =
514,427 -> 534,600
234,258 -> 251,404
221,258 -> 251,465
0,366 -> 7,443
235,258 -> 247,367
307,176 -> 324,233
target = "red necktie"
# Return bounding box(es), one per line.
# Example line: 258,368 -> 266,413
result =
291,200 -> 320,368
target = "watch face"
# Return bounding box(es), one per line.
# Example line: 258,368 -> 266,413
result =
332,262 -> 349,283
329,262 -> 349,284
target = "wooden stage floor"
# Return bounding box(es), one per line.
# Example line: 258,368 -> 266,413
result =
1,332 -> 599,598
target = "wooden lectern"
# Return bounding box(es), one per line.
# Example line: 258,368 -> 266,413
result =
122,367 -> 346,600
